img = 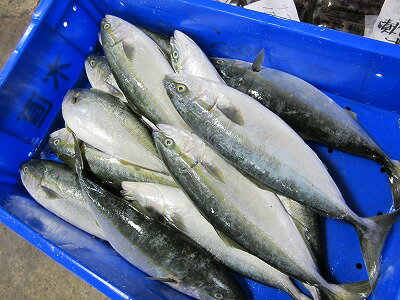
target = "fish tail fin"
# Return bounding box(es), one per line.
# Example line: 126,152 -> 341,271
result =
386,159 -> 400,209
355,210 -> 400,288
320,280 -> 371,300
303,283 -> 321,300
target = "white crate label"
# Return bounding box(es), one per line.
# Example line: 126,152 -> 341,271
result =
245,0 -> 300,21
364,15 -> 378,37
370,0 -> 400,44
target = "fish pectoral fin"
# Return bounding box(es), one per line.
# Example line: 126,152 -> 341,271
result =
40,186 -> 62,200
168,214 -> 187,233
215,228 -> 245,250
344,108 -> 358,121
123,197 -> 157,220
122,43 -> 135,60
105,82 -> 124,99
216,102 -> 245,126
201,160 -> 225,183
251,49 -> 265,72
145,277 -> 178,284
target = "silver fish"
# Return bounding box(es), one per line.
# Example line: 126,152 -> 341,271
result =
20,159 -> 106,240
100,15 -> 189,129
62,88 -> 168,174
163,73 -> 399,288
211,57 -> 400,209
170,30 -> 225,83
153,124 -> 370,299
49,128 -> 177,190
122,181 -> 312,300
84,55 -> 126,102
72,134 -> 244,300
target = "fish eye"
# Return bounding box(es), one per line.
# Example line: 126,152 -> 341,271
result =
23,166 -> 28,174
89,60 -> 96,68
172,51 -> 179,59
216,59 -> 223,64
103,22 -> 111,29
164,138 -> 175,147
176,83 -> 187,93
71,92 -> 80,104
214,293 -> 223,299
53,138 -> 60,146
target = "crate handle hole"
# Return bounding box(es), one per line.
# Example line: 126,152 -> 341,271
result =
327,147 -> 333,153
377,211 -> 383,215
356,263 -> 362,269
345,106 -> 351,111
380,167 -> 386,173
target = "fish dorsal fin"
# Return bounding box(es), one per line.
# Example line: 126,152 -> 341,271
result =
252,49 -> 265,72
215,228 -> 245,250
40,186 -> 62,200
216,99 -> 245,126
146,277 -> 178,284
122,43 -> 135,61
201,159 -> 225,183
345,108 -> 358,121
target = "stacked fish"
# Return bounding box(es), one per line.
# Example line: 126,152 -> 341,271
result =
20,15 -> 400,300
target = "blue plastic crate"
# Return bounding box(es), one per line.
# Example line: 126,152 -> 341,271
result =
1,0 -> 400,299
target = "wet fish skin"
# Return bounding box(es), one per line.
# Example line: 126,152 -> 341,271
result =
211,58 -> 400,209
72,141 -> 244,300
49,128 -> 177,190
163,73 -> 399,288
170,30 -> 225,83
279,195 -> 322,268
100,15 -> 189,129
61,88 -> 168,174
20,159 -> 106,240
85,55 -> 126,102
122,181 -> 312,300
139,27 -> 172,59
152,124 -> 369,299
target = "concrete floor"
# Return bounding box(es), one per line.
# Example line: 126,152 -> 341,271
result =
0,0 -> 108,299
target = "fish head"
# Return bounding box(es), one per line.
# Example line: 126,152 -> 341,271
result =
101,15 -> 147,59
210,58 -> 249,81
49,128 -> 75,160
100,15 -> 129,48
153,124 -> 206,169
62,88 -> 109,112
20,160 -> 46,193
85,55 -> 110,85
163,73 -> 219,115
170,30 -> 197,73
